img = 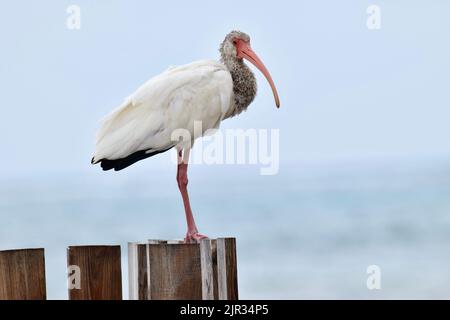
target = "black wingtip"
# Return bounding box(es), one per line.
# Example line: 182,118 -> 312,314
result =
100,159 -> 115,171
94,146 -> 174,172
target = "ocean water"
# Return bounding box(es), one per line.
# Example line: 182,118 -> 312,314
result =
0,161 -> 450,299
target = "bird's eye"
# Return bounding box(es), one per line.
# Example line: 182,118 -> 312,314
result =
233,39 -> 237,45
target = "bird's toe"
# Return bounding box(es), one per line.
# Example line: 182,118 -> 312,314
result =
185,232 -> 209,243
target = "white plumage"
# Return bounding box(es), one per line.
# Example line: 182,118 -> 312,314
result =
92,60 -> 233,164
91,31 -> 280,242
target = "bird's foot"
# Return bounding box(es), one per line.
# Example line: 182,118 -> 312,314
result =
184,231 -> 208,243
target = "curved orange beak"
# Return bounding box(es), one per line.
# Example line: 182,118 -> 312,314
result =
236,39 -> 280,108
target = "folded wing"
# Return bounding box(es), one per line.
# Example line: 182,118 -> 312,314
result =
92,60 -> 233,171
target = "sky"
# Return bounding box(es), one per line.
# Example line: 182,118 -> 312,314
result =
0,0 -> 450,301
0,0 -> 449,178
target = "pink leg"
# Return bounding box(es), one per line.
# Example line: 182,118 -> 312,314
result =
177,152 -> 208,243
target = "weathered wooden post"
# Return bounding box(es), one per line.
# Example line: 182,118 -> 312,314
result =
216,238 -> 238,300
0,248 -> 46,300
200,239 -> 218,300
128,238 -> 238,300
128,242 -> 150,300
67,245 -> 122,300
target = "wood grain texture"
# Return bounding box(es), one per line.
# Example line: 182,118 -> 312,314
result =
217,238 -> 239,300
148,242 -> 202,300
200,240 -> 214,299
128,238 -> 237,300
200,239 -> 218,300
0,248 -> 46,300
67,245 -> 122,300
128,243 -> 150,300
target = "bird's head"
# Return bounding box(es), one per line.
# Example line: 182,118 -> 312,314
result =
221,30 -> 280,108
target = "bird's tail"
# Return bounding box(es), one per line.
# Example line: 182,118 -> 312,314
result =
91,146 -> 173,171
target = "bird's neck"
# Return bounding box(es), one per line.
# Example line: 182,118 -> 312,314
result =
221,57 -> 257,119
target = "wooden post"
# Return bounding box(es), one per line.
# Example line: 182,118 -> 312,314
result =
128,242 -> 150,300
200,239 -> 218,300
67,245 -> 122,300
0,248 -> 46,300
128,238 -> 238,300
217,238 -> 238,300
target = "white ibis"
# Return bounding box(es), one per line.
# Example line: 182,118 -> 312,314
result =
91,31 -> 280,243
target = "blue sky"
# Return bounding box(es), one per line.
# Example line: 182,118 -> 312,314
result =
0,0 -> 450,300
0,1 -> 449,177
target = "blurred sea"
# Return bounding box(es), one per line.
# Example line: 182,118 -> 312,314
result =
1,159 -> 450,299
